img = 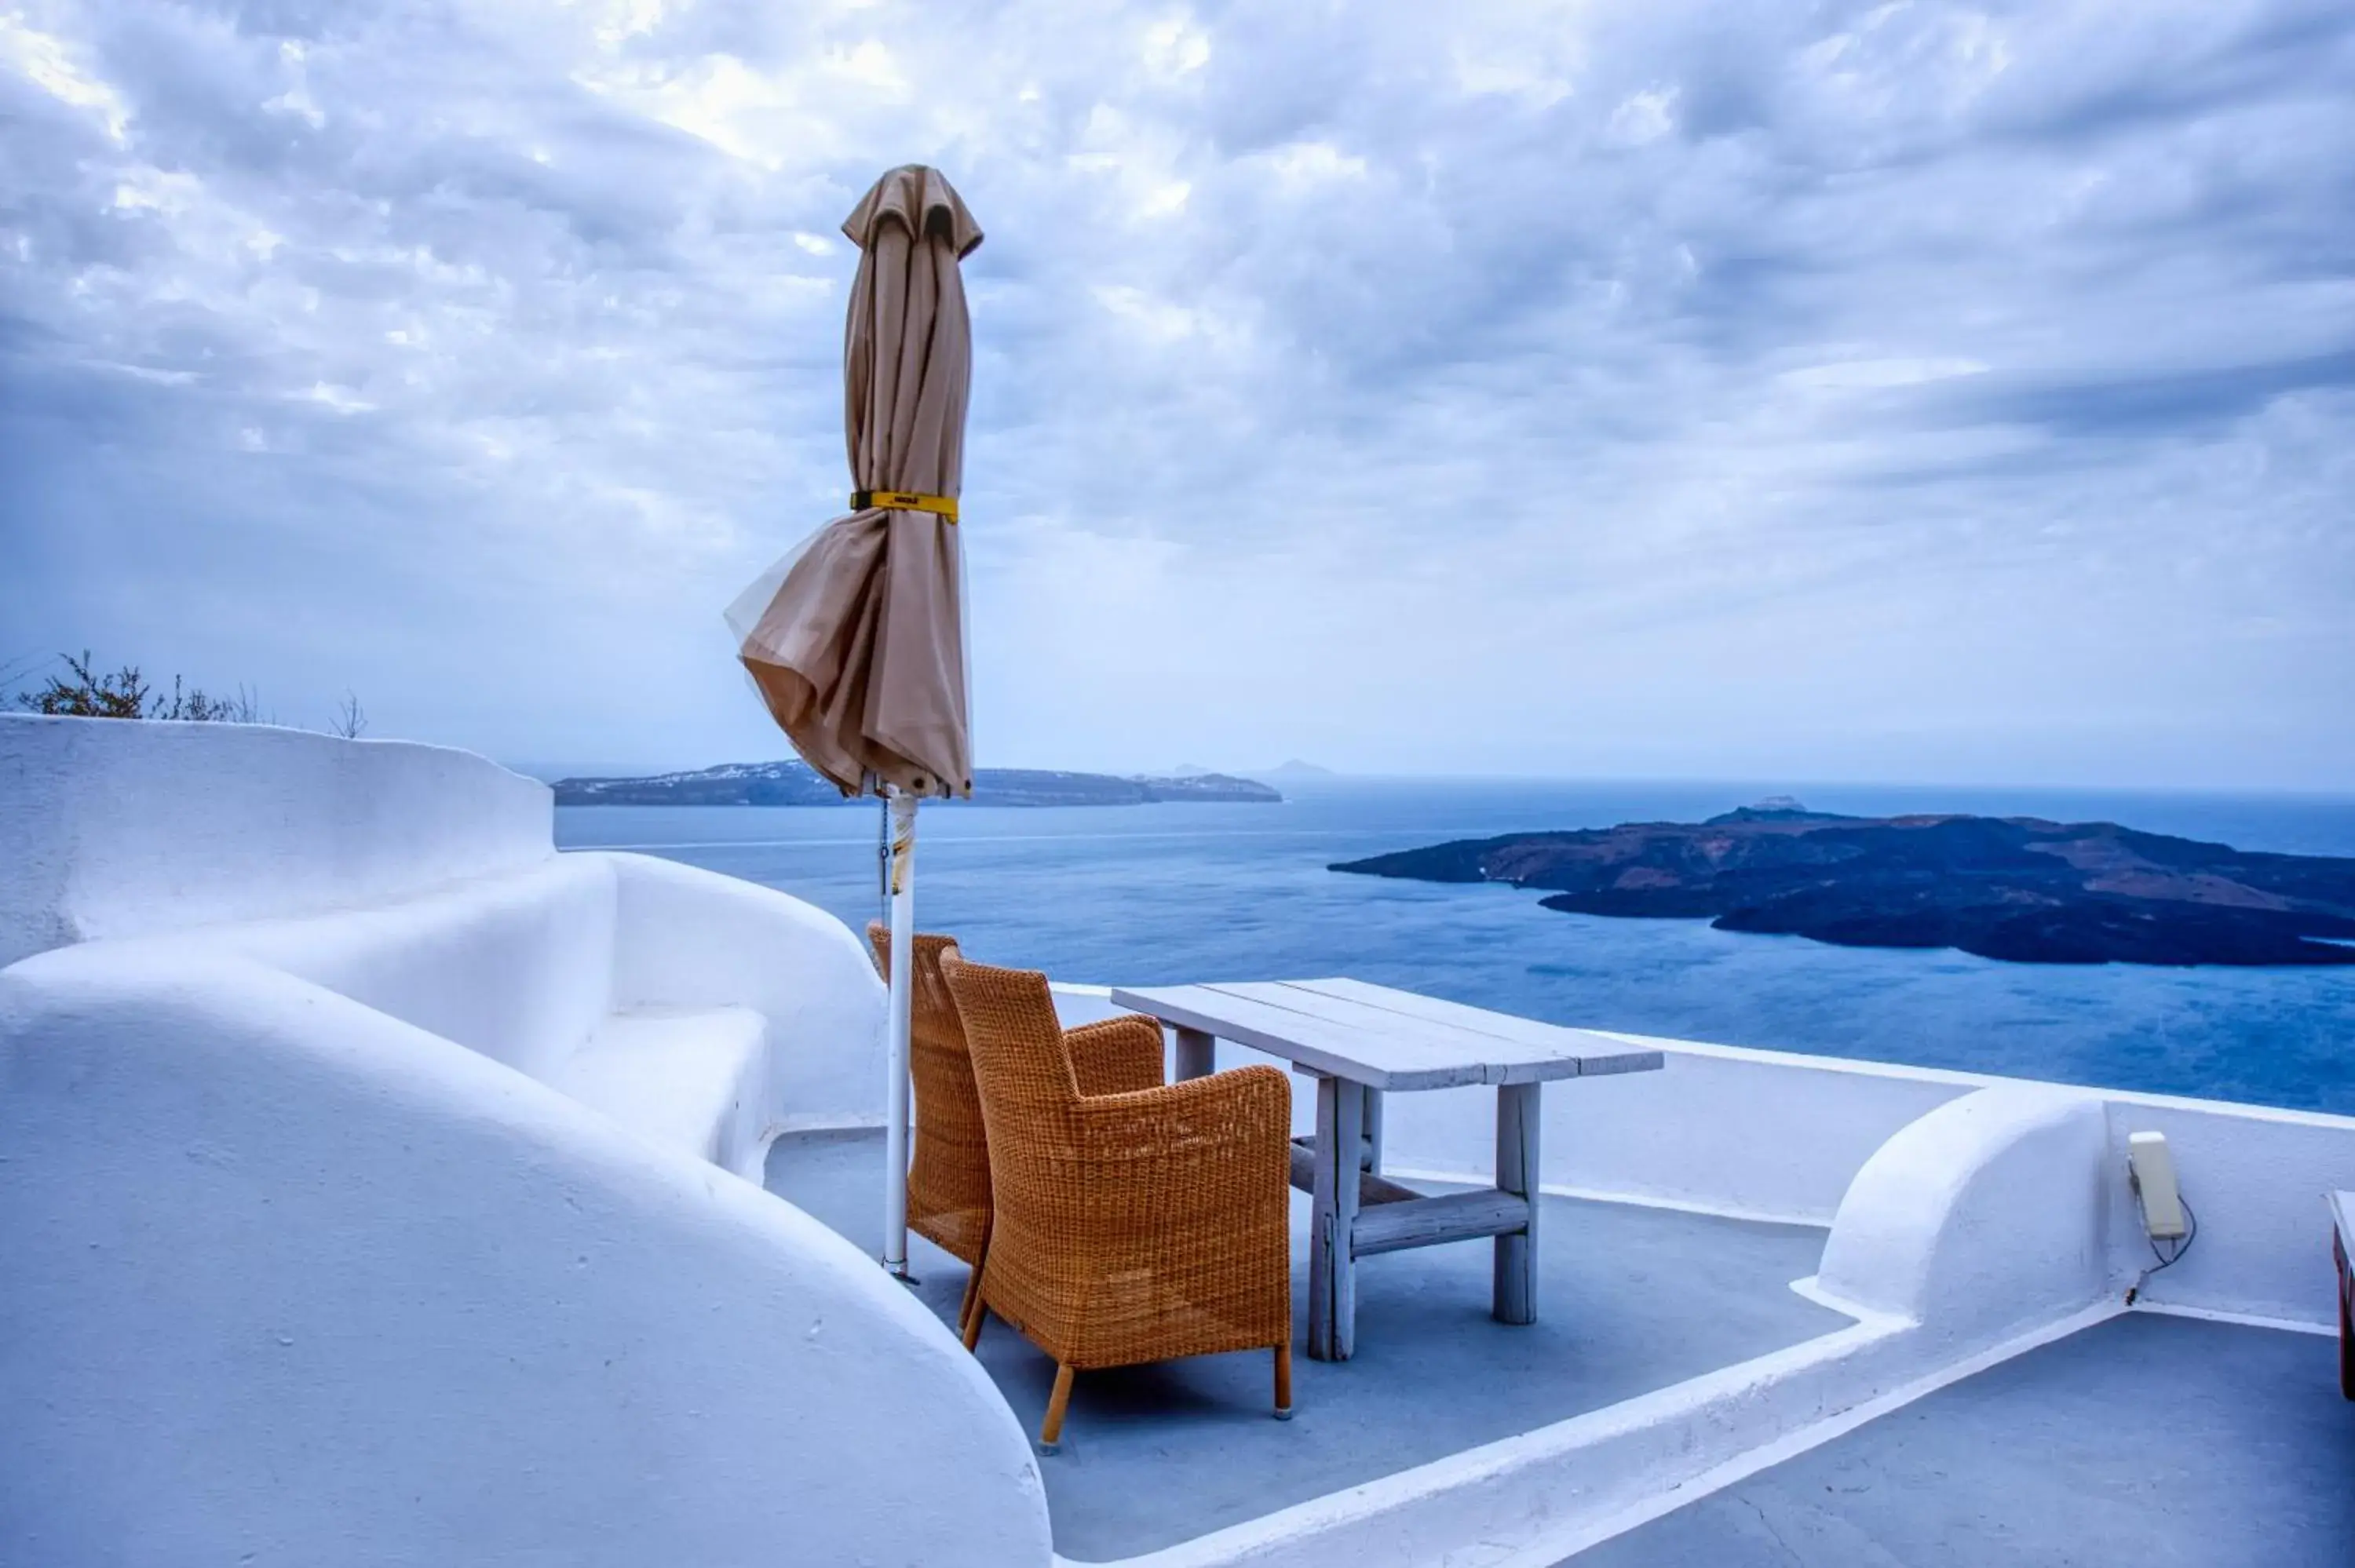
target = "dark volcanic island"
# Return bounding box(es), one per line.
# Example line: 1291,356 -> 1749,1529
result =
1332,804 -> 2355,967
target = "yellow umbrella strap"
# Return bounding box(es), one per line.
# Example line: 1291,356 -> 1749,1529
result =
851,489 -> 958,522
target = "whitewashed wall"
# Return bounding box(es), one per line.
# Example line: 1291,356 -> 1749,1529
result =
200,850 -> 888,1136
1049,987 -> 1977,1227
607,851 -> 889,1130
1815,1085 -> 2116,1343
0,946 -> 1050,1568
2094,1092 -> 2355,1326
214,850 -> 619,1082
0,713 -> 551,968
0,716 -> 1047,1567
1385,1032 -> 1984,1225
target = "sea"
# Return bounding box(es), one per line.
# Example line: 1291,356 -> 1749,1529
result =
555,778 -> 2355,1117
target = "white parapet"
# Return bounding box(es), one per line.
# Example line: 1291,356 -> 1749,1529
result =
0,716 -> 1053,1567
0,713 -> 552,968
0,946 -> 1050,1568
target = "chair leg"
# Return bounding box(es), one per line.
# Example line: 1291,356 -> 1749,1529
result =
1039,1363 -> 1076,1451
1273,1342 -> 1294,1420
962,1300 -> 986,1351
956,1269 -> 982,1344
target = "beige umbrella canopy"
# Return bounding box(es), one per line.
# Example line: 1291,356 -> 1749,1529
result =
725,166 -> 983,1278
726,164 -> 983,798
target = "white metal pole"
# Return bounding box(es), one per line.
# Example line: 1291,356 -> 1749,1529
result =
882,792 -> 918,1276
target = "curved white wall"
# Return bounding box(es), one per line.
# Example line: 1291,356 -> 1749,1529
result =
0,714 -> 551,968
213,851 -> 619,1084
1816,1085 -> 2113,1343
607,851 -> 887,1129
1,717 -> 1017,1565
0,946 -> 1050,1568
191,850 -> 889,1140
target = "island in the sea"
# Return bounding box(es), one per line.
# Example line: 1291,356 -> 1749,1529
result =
555,759 -> 1281,808
1331,801 -> 2355,967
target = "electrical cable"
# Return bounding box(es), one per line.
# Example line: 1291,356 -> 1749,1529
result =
2125,1194 -> 2196,1305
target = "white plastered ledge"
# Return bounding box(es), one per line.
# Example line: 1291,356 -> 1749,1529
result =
0,947 -> 1050,1567
0,713 -> 551,968
1,716 -> 1043,1565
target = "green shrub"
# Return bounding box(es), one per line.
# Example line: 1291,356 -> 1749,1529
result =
13,651 -> 261,723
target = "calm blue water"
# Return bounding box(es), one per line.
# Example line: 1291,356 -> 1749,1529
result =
557,779 -> 2355,1115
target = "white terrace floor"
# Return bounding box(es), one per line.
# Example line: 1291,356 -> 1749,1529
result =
766,1128 -> 1851,1562
1563,1311 -> 2355,1568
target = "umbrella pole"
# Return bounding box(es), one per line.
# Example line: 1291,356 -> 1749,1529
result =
882,792 -> 918,1278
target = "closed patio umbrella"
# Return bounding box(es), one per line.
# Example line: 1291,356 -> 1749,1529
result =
725,165 -> 981,1277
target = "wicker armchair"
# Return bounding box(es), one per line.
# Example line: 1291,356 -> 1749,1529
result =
938,953 -> 1294,1448
866,923 -> 1163,1339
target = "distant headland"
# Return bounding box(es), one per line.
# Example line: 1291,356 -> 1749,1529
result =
1331,801 -> 2355,967
555,760 -> 1282,808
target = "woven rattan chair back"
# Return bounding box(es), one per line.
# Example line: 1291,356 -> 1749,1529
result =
939,953 -> 1294,1449
866,922 -> 991,1267
937,954 -> 1084,1138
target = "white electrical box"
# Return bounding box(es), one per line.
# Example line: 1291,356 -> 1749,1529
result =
2128,1131 -> 2188,1241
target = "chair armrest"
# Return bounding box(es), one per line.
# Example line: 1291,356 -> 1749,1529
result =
1073,1065 -> 1293,1216
1064,1014 -> 1166,1098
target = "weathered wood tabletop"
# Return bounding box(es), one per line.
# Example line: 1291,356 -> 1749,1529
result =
1108,978 -> 1665,1361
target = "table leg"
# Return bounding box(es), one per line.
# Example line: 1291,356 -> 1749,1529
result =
1493,1081 -> 1541,1326
1309,1074 -> 1364,1362
1173,1026 -> 1215,1081
1361,1085 -> 1384,1173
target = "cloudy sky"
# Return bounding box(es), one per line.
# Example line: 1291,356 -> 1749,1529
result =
3,0 -> 2350,788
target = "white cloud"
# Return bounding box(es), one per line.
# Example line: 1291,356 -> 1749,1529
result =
301,382 -> 375,415
0,12 -> 129,142
1781,357 -> 1990,390
1605,86 -> 1676,145
1142,13 -> 1212,78
1093,283 -> 1207,343
0,0 -> 2350,786
1257,139 -> 1369,188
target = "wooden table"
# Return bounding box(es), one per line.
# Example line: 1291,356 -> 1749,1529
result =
1108,977 -> 1664,1361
